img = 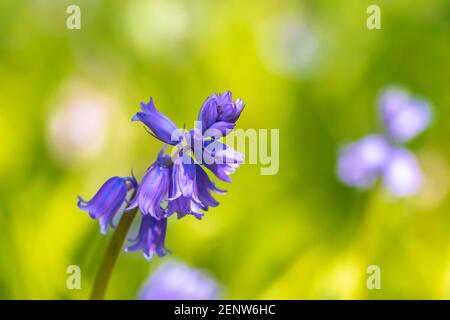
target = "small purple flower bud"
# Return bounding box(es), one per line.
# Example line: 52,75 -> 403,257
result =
77,176 -> 137,235
215,91 -> 244,123
380,87 -> 432,143
128,147 -> 171,219
125,215 -> 169,260
198,94 -> 219,131
139,261 -> 221,300
132,98 -> 181,145
383,148 -> 422,197
337,135 -> 390,189
198,91 -> 245,135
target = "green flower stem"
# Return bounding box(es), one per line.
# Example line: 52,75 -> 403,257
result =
90,205 -> 138,300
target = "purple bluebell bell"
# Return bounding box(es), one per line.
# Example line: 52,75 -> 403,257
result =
166,150 -> 226,220
380,87 -> 432,143
198,91 -> 245,136
167,153 -> 204,219
139,261 -> 221,300
132,98 -> 181,145
167,156 -> 226,219
125,215 -> 168,260
169,153 -> 197,202
167,195 -> 204,220
127,147 -> 171,219
337,86 -> 432,197
77,176 -> 137,234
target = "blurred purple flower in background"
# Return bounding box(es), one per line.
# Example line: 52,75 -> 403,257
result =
337,135 -> 390,189
383,148 -> 422,197
337,87 -> 432,197
380,88 -> 431,143
139,261 -> 221,300
78,92 -> 245,260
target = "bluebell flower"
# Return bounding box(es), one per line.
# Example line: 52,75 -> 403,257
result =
169,153 -> 197,202
166,152 -> 203,220
198,91 -> 244,136
380,87 -> 432,143
132,98 -> 181,145
125,215 -> 169,260
337,86 -> 431,197
167,164 -> 225,220
77,176 -> 137,234
79,91 -> 245,260
127,147 -> 171,219
167,154 -> 226,219
139,261 -> 221,300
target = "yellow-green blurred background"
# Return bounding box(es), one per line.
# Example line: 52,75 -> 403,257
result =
1,0 -> 450,299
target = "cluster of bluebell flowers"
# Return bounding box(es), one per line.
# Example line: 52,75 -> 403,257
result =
78,92 -> 244,260
337,86 -> 432,197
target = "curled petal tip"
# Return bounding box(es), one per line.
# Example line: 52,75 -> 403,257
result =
143,253 -> 153,261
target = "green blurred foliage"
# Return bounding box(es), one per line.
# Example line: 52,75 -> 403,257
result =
0,0 -> 449,299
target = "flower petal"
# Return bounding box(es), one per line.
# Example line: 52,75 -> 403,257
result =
128,148 -> 171,219
204,121 -> 235,138
125,215 -> 169,260
198,94 -> 219,132
132,98 -> 181,145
